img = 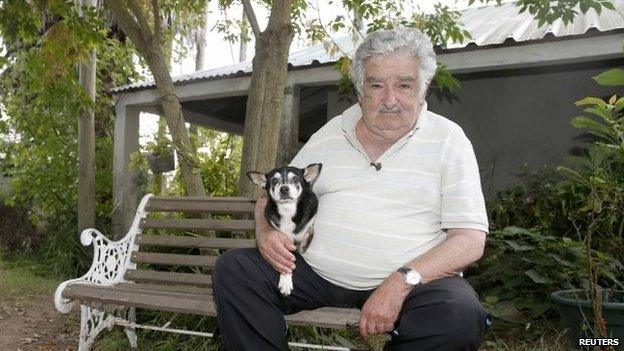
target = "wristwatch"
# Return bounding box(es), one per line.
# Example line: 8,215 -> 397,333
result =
397,266 -> 422,287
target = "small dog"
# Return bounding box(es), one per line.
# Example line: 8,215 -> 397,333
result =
247,163 -> 322,296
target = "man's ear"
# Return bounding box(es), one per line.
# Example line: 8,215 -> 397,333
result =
246,171 -> 267,188
303,163 -> 322,184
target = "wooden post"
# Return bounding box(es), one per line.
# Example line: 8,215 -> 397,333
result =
78,0 -> 97,232
112,104 -> 140,238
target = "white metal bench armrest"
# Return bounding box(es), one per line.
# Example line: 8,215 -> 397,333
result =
54,194 -> 154,313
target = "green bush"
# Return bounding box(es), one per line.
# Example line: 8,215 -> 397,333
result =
467,227 -> 622,324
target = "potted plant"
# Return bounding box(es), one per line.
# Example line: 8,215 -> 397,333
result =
551,68 -> 624,346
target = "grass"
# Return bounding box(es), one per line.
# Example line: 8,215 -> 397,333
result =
0,256 -> 59,298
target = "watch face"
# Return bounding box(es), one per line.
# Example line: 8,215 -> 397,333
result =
405,271 -> 422,285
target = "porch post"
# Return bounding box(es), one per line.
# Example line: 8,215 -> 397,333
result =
112,103 -> 140,238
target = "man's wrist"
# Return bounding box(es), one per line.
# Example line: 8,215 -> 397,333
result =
388,271 -> 413,296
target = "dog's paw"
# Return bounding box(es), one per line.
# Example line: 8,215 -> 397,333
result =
279,273 -> 293,296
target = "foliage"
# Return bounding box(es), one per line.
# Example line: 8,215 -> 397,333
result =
487,165 -> 568,233
561,70 -> 624,254
473,67 -> 624,339
0,0 -> 140,275
467,227 -> 622,323
168,128 -> 243,197
470,0 -> 615,27
0,201 -> 42,258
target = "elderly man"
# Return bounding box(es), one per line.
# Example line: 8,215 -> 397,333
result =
212,27 -> 491,350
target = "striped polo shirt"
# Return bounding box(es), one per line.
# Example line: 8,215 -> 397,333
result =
290,103 -> 488,290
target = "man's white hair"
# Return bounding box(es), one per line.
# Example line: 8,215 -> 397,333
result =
351,27 -> 437,96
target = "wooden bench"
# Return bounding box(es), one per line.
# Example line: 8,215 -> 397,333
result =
54,194 -> 361,351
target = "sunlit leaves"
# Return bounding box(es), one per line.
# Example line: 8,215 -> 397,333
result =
0,0 -> 138,222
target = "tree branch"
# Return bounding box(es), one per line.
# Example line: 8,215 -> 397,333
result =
105,0 -> 150,53
126,0 -> 153,43
240,0 -> 261,40
151,0 -> 162,46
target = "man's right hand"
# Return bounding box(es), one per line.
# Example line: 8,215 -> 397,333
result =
257,226 -> 297,275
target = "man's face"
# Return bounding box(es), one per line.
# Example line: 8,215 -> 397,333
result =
358,52 -> 426,142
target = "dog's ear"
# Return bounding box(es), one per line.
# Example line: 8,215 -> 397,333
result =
246,171 -> 267,188
303,163 -> 322,184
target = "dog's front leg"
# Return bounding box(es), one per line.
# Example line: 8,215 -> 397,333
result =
278,273 -> 293,296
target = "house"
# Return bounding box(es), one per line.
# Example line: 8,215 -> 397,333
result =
110,1 -> 624,235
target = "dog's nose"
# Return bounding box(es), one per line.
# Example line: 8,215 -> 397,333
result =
280,186 -> 289,195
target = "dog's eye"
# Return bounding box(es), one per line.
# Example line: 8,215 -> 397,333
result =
292,177 -> 299,184
271,178 -> 279,186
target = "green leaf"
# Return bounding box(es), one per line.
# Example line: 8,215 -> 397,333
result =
485,295 -> 499,304
614,96 -> 624,111
575,96 -> 605,106
525,269 -> 553,284
504,240 -> 535,251
603,1 -> 616,11
592,69 -> 624,86
571,116 -> 610,135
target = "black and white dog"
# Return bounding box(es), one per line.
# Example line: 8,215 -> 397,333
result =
247,163 -> 322,296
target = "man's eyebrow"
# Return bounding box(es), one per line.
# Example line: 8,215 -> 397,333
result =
366,76 -> 385,82
365,76 -> 416,82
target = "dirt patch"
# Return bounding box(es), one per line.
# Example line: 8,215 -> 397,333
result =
0,267 -> 80,351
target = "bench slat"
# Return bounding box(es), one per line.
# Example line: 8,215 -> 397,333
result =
117,282 -> 213,295
64,283 -> 215,315
151,196 -> 255,203
132,252 -> 218,268
146,198 -> 255,214
64,283 -> 360,328
140,218 -> 255,231
124,269 -> 213,287
286,307 -> 360,328
136,235 -> 256,250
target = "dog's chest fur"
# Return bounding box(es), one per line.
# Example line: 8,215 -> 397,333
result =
268,200 -> 316,245
275,202 -> 297,237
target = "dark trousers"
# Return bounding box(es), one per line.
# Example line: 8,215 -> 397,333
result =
212,248 -> 491,351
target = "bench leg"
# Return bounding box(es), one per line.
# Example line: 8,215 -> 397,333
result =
78,305 -> 115,351
123,307 -> 138,350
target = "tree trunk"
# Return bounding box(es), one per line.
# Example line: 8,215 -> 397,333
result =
106,0 -> 206,197
78,0 -> 97,231
148,46 -> 206,196
152,118 -> 168,194
238,0 -> 295,197
195,2 -> 209,71
239,8 -> 248,62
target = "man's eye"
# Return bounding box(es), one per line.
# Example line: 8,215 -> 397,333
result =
371,84 -> 382,89
399,84 -> 412,90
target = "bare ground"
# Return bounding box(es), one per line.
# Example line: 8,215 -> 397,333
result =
0,266 -> 80,351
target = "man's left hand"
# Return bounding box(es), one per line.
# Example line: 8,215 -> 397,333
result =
359,272 -> 411,337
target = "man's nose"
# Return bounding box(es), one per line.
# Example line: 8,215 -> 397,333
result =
382,86 -> 399,107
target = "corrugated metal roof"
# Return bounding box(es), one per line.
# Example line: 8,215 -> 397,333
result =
114,0 -> 624,93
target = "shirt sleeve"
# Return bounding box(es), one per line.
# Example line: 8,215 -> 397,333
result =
440,127 -> 489,234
